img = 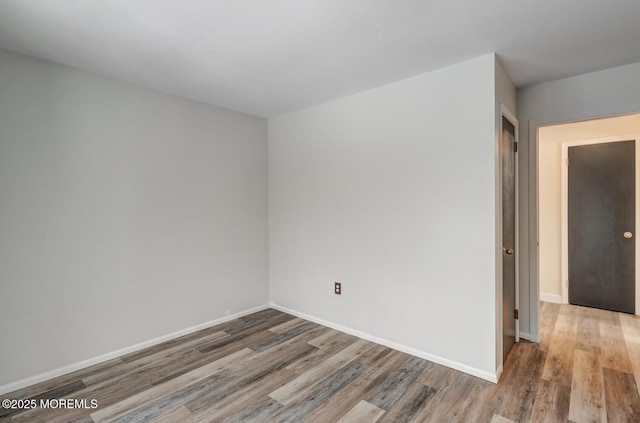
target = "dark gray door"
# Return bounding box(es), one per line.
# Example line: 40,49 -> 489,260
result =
502,116 -> 517,362
568,141 -> 635,314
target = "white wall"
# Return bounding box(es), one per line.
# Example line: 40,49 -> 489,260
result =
538,137 -> 562,300
0,50 -> 269,389
269,54 -> 499,380
517,60 -> 640,341
538,114 -> 640,301
495,58 -> 517,116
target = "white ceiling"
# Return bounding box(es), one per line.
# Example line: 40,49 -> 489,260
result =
1,0 -> 639,118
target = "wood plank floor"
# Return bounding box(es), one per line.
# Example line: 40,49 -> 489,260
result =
1,303 -> 640,422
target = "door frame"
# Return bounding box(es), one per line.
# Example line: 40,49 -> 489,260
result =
528,106 -> 640,345
560,135 -> 640,308
499,104 -> 520,367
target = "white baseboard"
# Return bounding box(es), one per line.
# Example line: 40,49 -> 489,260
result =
269,302 -> 499,383
0,304 -> 270,396
540,293 -> 562,304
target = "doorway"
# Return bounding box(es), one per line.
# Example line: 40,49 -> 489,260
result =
501,111 -> 519,362
537,114 -> 640,315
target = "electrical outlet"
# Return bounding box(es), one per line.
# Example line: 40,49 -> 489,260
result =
334,282 -> 342,295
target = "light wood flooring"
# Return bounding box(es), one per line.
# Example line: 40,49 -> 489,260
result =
1,303 -> 640,422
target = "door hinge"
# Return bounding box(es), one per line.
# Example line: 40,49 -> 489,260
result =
514,142 -> 518,153
514,309 -> 519,320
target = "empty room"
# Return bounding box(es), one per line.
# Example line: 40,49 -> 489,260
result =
1,1 -> 640,422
